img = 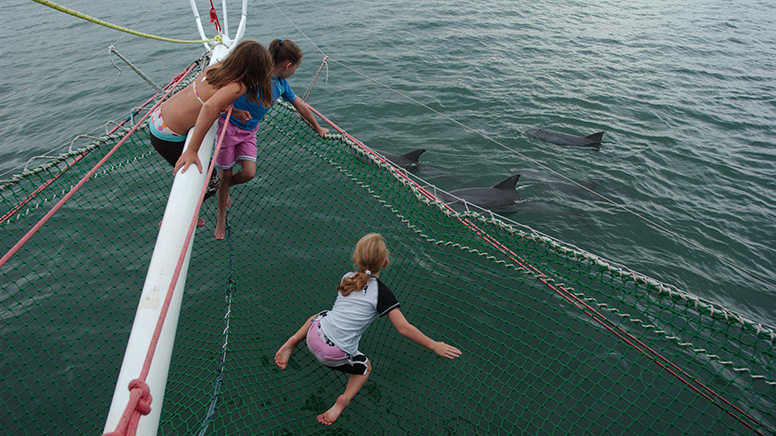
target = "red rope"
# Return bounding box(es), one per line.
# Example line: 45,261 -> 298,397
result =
208,0 -> 221,33
0,63 -> 198,226
306,103 -> 764,434
103,106 -> 233,436
0,64 -> 197,270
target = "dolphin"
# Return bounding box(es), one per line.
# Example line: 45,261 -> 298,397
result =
525,128 -> 604,147
439,174 -> 521,212
516,168 -> 601,201
373,148 -> 426,169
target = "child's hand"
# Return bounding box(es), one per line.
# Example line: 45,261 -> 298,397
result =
232,109 -> 252,122
174,150 -> 203,174
432,341 -> 462,359
316,126 -> 329,137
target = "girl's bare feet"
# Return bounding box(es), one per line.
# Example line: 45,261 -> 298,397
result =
274,339 -> 295,370
317,395 -> 349,425
214,207 -> 227,239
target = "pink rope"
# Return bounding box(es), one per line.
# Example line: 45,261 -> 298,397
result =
306,103 -> 763,434
103,106 -> 233,436
0,64 -> 197,270
0,65 -> 196,226
208,0 -> 222,33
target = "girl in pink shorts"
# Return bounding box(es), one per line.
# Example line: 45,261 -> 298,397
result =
212,39 -> 329,239
273,234 -> 462,425
214,117 -> 260,171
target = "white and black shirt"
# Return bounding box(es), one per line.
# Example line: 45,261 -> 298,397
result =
319,272 -> 400,355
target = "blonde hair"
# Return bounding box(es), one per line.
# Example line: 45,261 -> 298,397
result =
337,233 -> 389,297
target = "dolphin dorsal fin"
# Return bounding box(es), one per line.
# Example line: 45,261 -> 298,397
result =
401,149 -> 426,163
492,174 -> 520,190
585,132 -> 605,143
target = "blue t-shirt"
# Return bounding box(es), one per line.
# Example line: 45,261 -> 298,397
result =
225,77 -> 296,131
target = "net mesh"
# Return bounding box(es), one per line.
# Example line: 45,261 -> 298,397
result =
1,76 -> 775,434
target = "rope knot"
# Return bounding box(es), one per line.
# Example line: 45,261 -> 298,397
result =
208,0 -> 222,33
128,379 -> 152,415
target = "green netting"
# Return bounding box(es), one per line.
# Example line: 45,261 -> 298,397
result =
1,80 -> 775,434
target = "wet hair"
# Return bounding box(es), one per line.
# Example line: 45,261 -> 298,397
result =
268,39 -> 303,66
205,40 -> 273,107
337,233 -> 389,297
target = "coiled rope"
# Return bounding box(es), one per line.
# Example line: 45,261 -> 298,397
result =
31,0 -> 221,45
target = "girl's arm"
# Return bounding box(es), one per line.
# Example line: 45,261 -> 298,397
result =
388,308 -> 461,359
289,97 -> 329,138
173,82 -> 245,174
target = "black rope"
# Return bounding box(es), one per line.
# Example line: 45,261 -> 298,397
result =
198,216 -> 234,435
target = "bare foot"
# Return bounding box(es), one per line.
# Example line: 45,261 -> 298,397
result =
214,224 -> 226,240
317,395 -> 349,425
274,340 -> 295,370
214,208 -> 226,240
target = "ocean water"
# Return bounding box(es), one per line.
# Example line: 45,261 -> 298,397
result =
1,0 -> 774,342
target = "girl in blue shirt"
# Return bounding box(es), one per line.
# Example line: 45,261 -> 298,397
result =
204,39 -> 330,239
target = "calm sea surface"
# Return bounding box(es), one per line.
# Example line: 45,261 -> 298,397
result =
1,0 -> 774,327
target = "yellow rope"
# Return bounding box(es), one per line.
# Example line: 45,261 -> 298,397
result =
32,0 -> 221,45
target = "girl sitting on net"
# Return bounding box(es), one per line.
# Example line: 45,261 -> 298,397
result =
274,233 -> 461,425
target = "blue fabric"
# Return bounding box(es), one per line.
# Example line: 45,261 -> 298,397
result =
148,110 -> 186,143
224,77 -> 296,131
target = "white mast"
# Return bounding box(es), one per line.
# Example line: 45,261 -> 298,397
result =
103,1 -> 247,434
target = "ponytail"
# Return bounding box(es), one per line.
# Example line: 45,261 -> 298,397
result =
338,272 -> 371,297
268,38 -> 302,66
337,233 -> 388,297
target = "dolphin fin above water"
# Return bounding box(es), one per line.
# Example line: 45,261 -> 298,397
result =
582,131 -> 604,144
491,174 -> 521,191
440,174 -> 522,212
373,148 -> 426,168
525,128 -> 605,147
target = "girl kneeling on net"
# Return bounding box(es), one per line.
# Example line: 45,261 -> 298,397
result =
274,233 -> 461,425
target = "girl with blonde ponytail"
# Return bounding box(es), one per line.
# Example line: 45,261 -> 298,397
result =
338,233 -> 389,296
274,233 -> 461,426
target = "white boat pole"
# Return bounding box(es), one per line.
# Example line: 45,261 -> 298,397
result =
189,0 -> 215,51
233,0 -> 247,44
221,0 -> 229,37
103,42 -> 232,435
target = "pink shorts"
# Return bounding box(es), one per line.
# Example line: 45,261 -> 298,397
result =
215,117 -> 260,170
306,313 -> 369,375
